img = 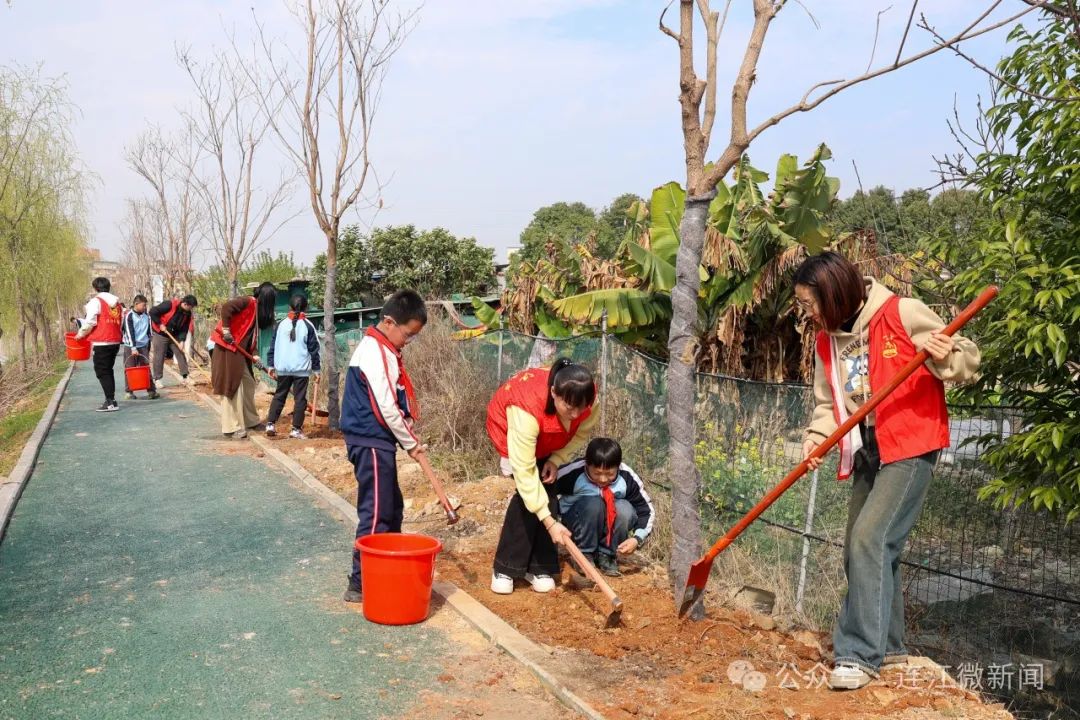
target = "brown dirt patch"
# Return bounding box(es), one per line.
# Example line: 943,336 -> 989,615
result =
181,368 -> 1012,720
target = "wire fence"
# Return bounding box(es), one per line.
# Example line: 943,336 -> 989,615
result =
442,327 -> 1079,710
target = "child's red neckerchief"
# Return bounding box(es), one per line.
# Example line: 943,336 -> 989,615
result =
287,311 -> 306,321
365,325 -> 420,421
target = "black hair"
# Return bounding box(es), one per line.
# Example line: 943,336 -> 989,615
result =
133,294 -> 148,305
544,358 -> 596,415
381,289 -> 427,326
255,281 -> 277,330
288,294 -> 309,341
92,277 -> 111,293
585,437 -> 622,469
792,252 -> 866,331
182,294 -> 198,308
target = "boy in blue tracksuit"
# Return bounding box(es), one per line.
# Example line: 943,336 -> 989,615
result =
265,295 -> 320,440
339,290 -> 428,603
122,294 -> 159,400
556,437 -> 655,577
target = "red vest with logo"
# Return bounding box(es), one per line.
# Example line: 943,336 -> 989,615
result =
486,367 -> 593,460
152,299 -> 194,335
210,297 -> 258,353
87,297 -> 123,343
816,294 -> 950,475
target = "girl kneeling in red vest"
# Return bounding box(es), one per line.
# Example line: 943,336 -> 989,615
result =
486,358 -> 598,595
794,252 -> 980,691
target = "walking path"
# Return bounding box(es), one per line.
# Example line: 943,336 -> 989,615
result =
0,364 -> 571,719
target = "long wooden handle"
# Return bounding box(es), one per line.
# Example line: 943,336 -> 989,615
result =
160,327 -> 206,373
564,538 -> 619,604
414,451 -> 459,523
701,285 -> 998,564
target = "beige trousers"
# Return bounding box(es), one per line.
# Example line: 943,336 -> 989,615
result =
221,371 -> 259,434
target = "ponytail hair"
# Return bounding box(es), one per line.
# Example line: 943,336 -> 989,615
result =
288,294 -> 308,342
544,358 -> 595,415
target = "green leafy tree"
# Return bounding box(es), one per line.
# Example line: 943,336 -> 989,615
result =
193,250 -> 304,310
515,201 -> 599,268
311,225 -> 495,306
935,13 -> 1080,521
598,192 -> 645,257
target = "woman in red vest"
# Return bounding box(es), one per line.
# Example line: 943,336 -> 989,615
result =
793,252 -> 980,690
210,282 -> 277,438
486,358 -> 598,595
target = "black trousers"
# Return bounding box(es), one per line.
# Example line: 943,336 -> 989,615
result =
493,482 -> 561,578
267,375 -> 310,429
92,344 -> 120,402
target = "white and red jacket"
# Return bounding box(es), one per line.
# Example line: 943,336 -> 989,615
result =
78,293 -> 123,346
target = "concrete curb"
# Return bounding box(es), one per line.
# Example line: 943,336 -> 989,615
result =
173,370 -> 608,719
0,362 -> 76,543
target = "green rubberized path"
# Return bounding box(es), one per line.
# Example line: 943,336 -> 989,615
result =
1,364 -> 446,719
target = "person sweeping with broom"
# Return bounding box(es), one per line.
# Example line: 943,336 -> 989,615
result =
793,252 -> 980,690
210,282 -> 277,439
486,358 -> 598,595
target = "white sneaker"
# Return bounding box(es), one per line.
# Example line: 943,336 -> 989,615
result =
828,664 -> 873,690
524,573 -> 555,593
490,572 -> 514,595
289,428 -> 307,440
265,423 -> 276,437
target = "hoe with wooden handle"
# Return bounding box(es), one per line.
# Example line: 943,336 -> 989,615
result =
564,538 -> 623,628
678,286 -> 999,618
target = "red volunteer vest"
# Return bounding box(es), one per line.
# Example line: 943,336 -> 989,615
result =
87,297 -> 123,343
817,294 -> 950,477
152,299 -> 194,335
486,367 -> 593,460
210,297 -> 258,353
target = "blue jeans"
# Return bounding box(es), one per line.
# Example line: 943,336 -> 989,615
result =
833,427 -> 938,674
561,495 -> 636,557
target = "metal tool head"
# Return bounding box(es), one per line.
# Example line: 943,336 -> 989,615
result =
678,557 -> 712,618
605,596 -> 624,628
445,508 -> 459,525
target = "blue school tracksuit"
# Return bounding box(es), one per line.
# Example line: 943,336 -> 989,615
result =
340,330 -> 419,591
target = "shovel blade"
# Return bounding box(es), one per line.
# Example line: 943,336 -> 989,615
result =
678,556 -> 714,618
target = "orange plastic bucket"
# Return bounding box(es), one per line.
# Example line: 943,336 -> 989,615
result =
125,355 -> 151,391
355,533 -> 442,625
64,332 -> 91,361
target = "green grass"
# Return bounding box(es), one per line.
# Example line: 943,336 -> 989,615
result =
0,360 -> 68,476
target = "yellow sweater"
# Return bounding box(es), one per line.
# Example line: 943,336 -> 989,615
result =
505,405 -> 599,522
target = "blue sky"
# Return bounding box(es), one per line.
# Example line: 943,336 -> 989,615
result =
0,0 -> 1027,266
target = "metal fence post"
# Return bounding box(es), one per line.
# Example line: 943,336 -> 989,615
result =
600,309 -> 608,434
795,469 -> 820,615
496,320 -> 504,384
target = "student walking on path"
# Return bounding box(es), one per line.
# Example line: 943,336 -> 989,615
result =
266,295 -> 321,440
794,252 -> 981,691
210,282 -> 277,439
148,294 -> 198,385
121,294 -> 159,400
74,276 -> 124,412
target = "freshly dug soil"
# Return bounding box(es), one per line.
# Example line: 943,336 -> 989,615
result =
183,374 -> 1012,720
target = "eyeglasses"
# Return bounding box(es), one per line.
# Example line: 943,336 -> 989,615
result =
794,297 -> 818,313
390,320 -> 418,344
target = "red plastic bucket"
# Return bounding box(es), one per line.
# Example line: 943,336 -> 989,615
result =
64,332 -> 91,361
125,355 -> 151,391
355,533 -> 442,625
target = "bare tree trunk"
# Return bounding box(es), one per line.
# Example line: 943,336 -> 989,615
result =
323,229 -> 340,430
666,194 -> 713,619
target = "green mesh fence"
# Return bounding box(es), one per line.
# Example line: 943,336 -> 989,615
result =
448,329 -> 1078,710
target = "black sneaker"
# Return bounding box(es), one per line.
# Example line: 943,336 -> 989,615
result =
342,587 -> 362,603
95,401 -> 119,413
597,553 -> 621,577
